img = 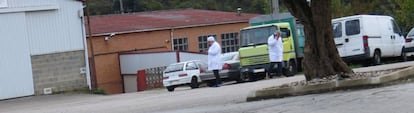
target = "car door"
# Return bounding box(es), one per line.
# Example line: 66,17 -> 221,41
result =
391,19 -> 405,56
185,61 -> 200,78
333,22 -> 346,57
344,19 -> 364,57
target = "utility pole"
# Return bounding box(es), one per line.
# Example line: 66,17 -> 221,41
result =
120,0 -> 124,14
270,0 -> 279,14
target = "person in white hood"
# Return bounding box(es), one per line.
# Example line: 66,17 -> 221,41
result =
267,31 -> 283,78
207,36 -> 222,87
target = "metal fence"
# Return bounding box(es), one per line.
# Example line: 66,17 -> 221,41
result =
145,66 -> 166,89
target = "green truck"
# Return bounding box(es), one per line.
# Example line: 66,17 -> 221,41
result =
238,13 -> 305,81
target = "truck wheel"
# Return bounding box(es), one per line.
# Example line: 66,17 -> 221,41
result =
284,60 -> 297,77
190,77 -> 199,89
166,86 -> 175,92
373,50 -> 381,65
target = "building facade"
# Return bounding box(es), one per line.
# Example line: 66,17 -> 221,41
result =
87,9 -> 257,94
0,0 -> 89,99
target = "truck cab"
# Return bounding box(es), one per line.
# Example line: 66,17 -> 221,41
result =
238,23 -> 297,81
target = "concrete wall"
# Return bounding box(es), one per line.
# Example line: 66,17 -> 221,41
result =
31,50 -> 87,95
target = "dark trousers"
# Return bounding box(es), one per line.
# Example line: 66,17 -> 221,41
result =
268,62 -> 282,77
213,70 -> 222,84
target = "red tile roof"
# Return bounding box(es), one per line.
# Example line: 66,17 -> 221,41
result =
86,9 -> 258,36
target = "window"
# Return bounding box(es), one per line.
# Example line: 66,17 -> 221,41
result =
173,38 -> 188,51
240,26 -> 277,47
280,28 -> 291,38
198,35 -> 216,52
391,20 -> 401,34
221,32 -> 239,53
186,62 -> 197,70
164,63 -> 184,73
408,28 -> 414,37
345,20 -> 360,36
333,22 -> 342,38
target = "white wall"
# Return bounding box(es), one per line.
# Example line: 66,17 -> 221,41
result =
0,0 -> 58,14
179,52 -> 208,63
25,0 -> 84,55
120,52 -> 209,74
0,12 -> 35,100
123,75 -> 137,93
120,52 -> 177,74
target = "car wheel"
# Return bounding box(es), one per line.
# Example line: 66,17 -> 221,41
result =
373,50 -> 381,65
190,77 -> 199,89
238,72 -> 249,83
236,72 -> 245,83
400,49 -> 407,62
166,86 -> 175,92
284,60 -> 297,77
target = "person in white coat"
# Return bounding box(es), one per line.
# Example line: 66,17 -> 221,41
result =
207,36 -> 222,87
267,31 -> 283,78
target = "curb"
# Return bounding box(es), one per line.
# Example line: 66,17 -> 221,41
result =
247,66 -> 414,101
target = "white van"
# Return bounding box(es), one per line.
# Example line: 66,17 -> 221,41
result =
332,15 -> 405,65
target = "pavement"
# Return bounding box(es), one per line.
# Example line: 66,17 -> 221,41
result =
163,81 -> 414,113
247,61 -> 414,101
1,61 -> 414,113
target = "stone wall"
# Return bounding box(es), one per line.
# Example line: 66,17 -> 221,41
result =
31,50 -> 87,95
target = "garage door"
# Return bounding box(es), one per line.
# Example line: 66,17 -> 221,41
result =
0,12 -> 35,100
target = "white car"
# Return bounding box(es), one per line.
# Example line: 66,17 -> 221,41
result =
163,60 -> 206,92
332,15 -> 405,65
404,28 -> 414,57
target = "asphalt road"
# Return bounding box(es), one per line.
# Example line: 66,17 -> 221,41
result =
164,81 -> 414,113
1,61 -> 414,113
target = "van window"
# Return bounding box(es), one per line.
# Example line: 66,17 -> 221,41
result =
345,20 -> 360,36
333,22 -> 342,38
391,20 -> 401,34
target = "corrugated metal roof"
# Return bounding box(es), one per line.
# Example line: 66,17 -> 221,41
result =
86,9 -> 258,36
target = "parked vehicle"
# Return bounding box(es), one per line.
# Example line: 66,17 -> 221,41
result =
199,52 -> 241,84
238,22 -> 302,81
404,28 -> 414,58
332,15 -> 406,65
163,60 -> 205,92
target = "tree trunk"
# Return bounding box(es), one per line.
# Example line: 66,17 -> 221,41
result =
282,0 -> 353,81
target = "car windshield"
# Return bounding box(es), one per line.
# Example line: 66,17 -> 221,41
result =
221,53 -> 236,61
164,63 -> 184,73
408,28 -> 414,37
240,26 -> 277,47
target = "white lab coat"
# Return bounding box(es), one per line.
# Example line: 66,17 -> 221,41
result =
208,41 -> 222,70
268,34 -> 283,62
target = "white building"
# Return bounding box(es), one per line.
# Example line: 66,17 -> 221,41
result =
0,0 -> 90,100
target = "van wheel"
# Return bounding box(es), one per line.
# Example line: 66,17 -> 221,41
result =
400,49 -> 407,62
190,77 -> 199,89
373,50 -> 381,65
284,60 -> 297,77
167,86 -> 175,92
